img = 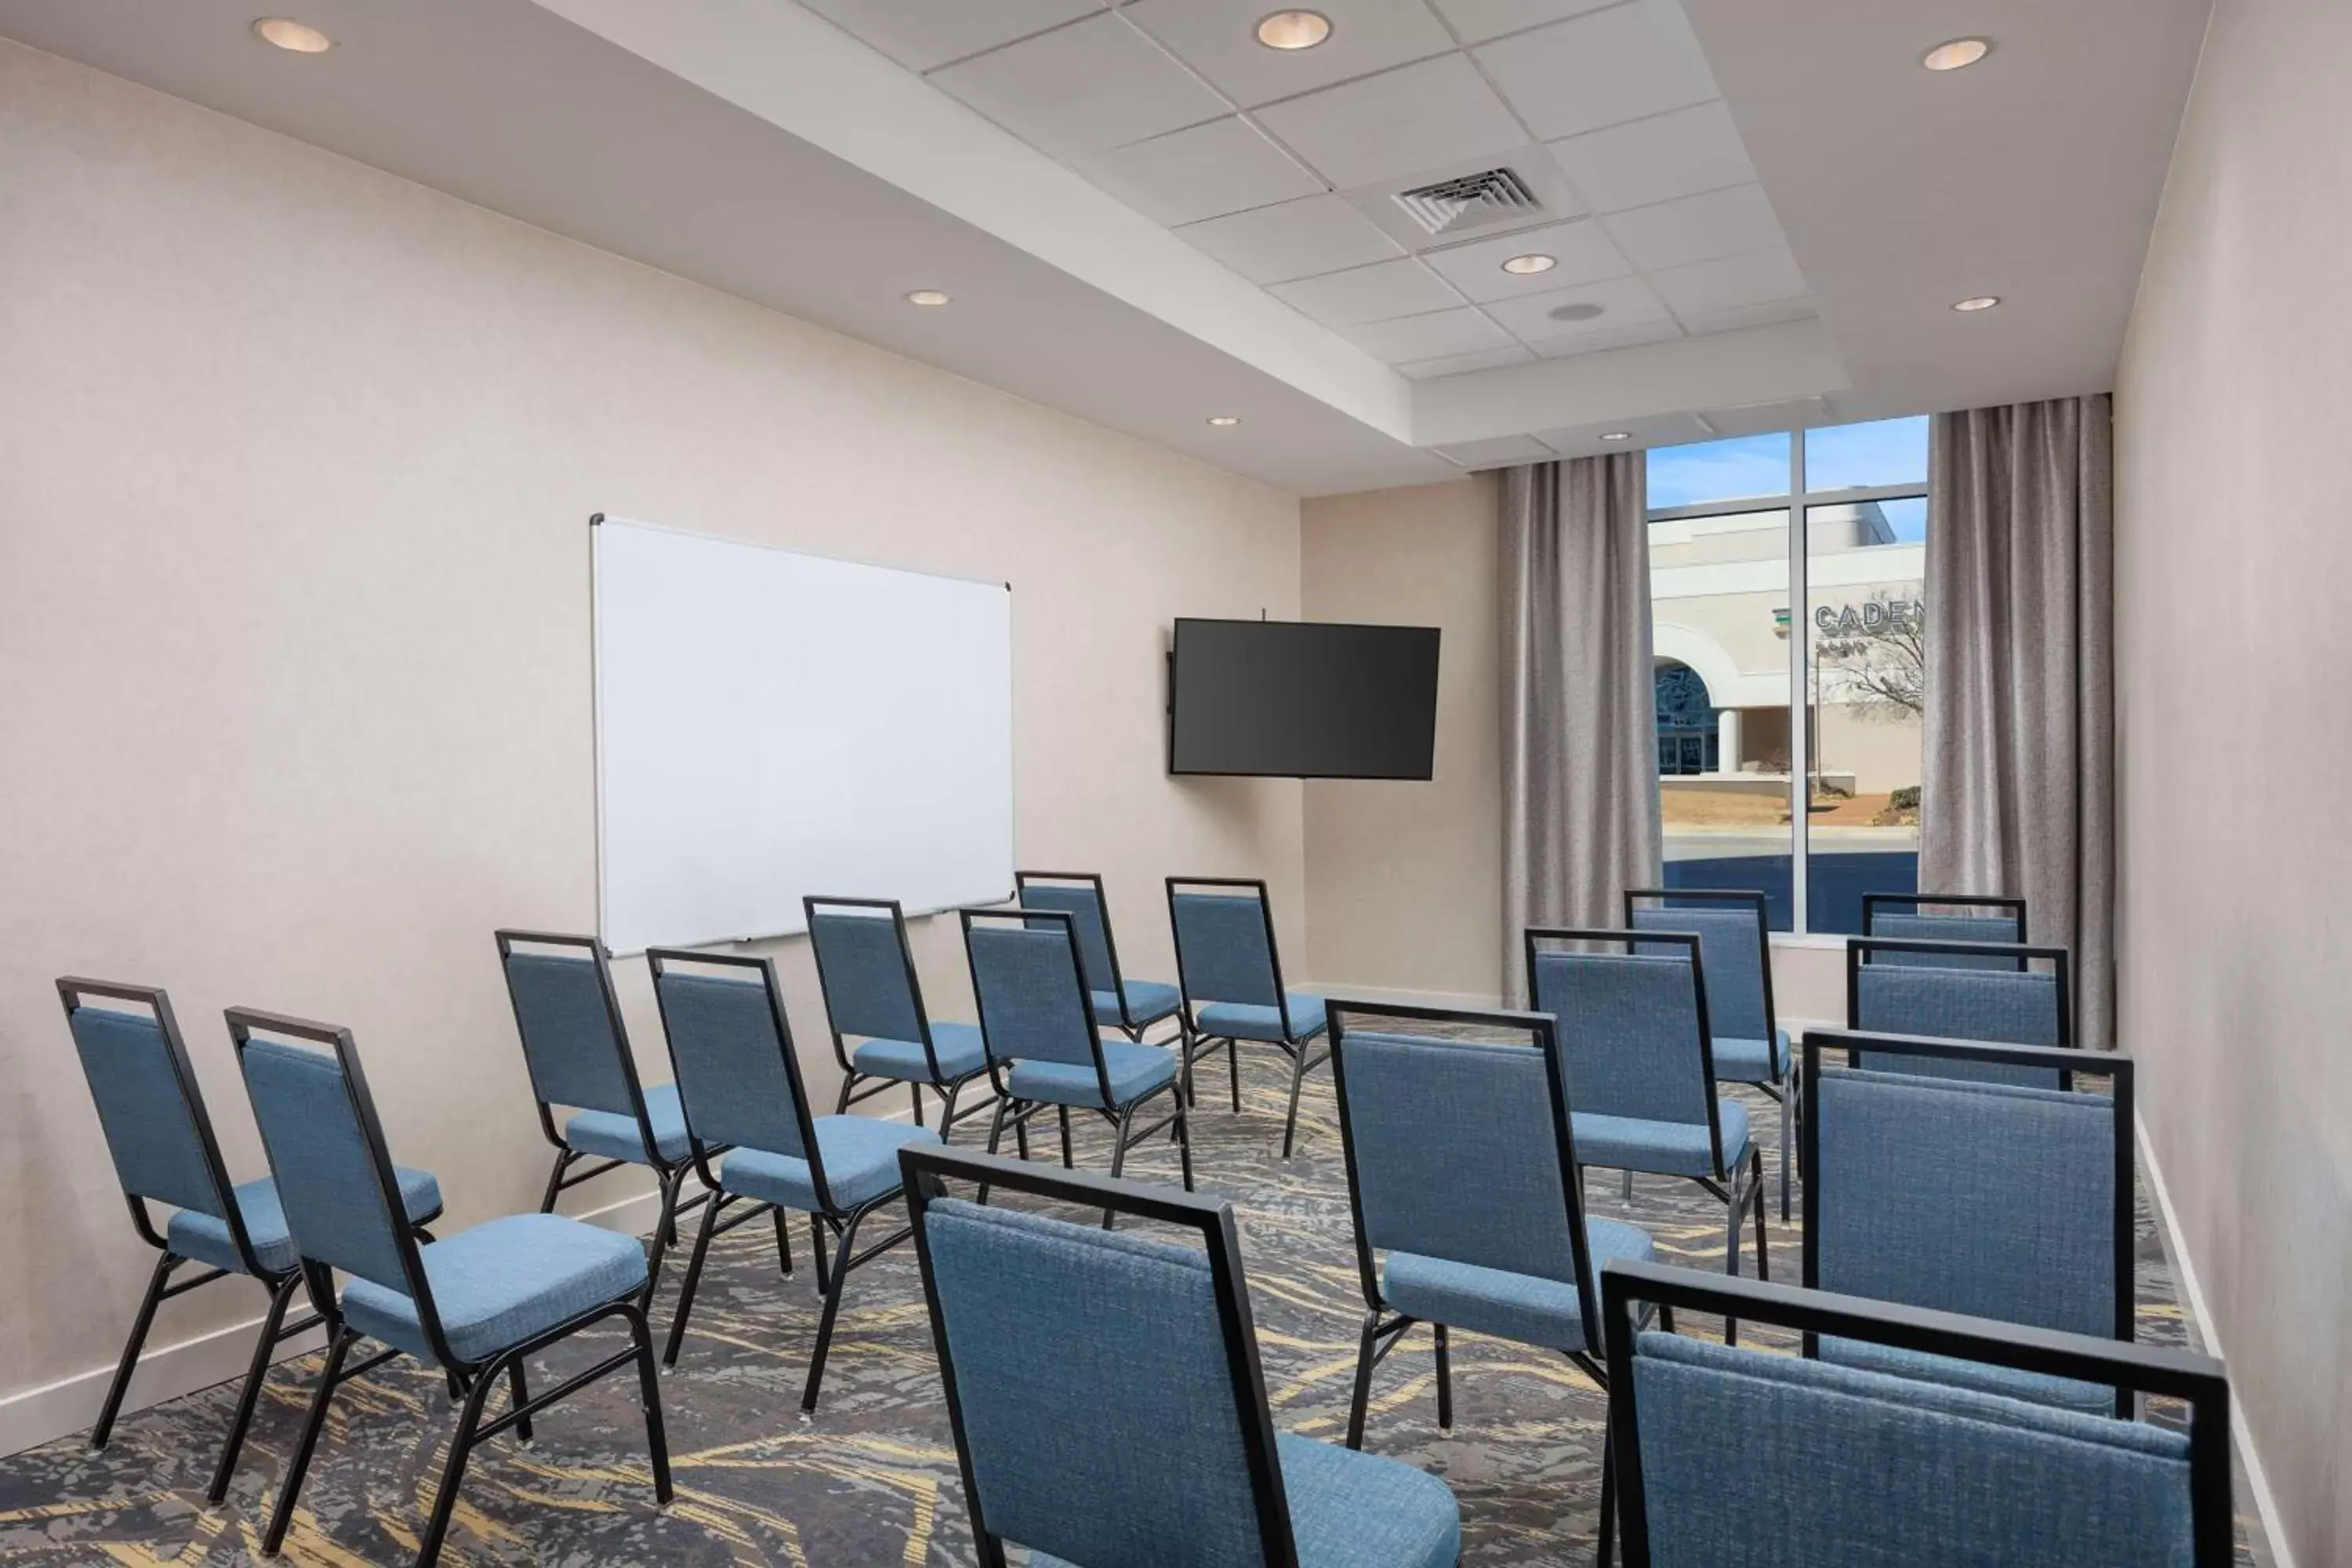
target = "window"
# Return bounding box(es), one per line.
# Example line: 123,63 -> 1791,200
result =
1646,417 -> 1929,935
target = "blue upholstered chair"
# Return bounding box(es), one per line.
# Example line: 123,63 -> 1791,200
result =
1624,888 -> 1791,1218
496,930 -> 709,1302
1327,999 -> 1657,1451
1015,870 -> 1189,1045
646,948 -> 938,1407
227,1007 -> 667,1566
1801,1031 -> 2135,1417
960,906 -> 1193,1204
1861,893 -> 2027,968
1846,937 -> 2074,1087
1167,877 -> 1328,1158
901,1143 -> 1463,1568
1524,929 -> 1769,1337
805,895 -> 991,1137
56,978 -> 444,1505
1599,1260 -> 2234,1568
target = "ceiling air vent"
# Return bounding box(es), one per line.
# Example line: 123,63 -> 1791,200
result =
1391,167 -> 1541,237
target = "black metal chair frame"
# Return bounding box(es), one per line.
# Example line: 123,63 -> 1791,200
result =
1844,935 -> 2076,1045
1164,875 -> 1328,1159
898,1143 -> 1298,1568
959,906 -> 1193,1217
1523,927 -> 1770,1342
644,947 -> 916,1410
224,1007 -> 669,1567
1014,869 -> 1192,1050
804,895 -> 993,1138
495,929 -> 715,1308
1801,1029 -> 2136,1416
1622,887 -> 1793,1221
58,978 -> 444,1507
1861,891 -> 2029,945
1598,1259 -> 2236,1568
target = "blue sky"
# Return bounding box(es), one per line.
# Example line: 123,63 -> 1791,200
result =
1647,416 -> 1929,541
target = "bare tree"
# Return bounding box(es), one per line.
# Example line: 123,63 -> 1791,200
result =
1815,593 -> 1925,719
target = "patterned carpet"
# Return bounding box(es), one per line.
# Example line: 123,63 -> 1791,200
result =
0,1051 -> 2264,1566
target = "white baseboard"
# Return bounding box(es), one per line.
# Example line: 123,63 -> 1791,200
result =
1305,981 -> 1504,1011
2136,1112 -> 2295,1568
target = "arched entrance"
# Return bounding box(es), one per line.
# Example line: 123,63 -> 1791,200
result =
1655,660 -> 1719,775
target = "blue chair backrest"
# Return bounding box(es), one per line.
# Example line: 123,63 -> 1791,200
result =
502,949 -> 635,1115
1852,963 -> 2066,1087
808,909 -> 924,1044
1529,947 -> 1714,1127
237,1035 -> 414,1294
966,921 -> 1097,1069
1630,904 -> 1767,1041
918,1196 -> 1283,1566
1338,1030 -> 1584,1294
1625,1329 -> 2196,1567
1171,891 -> 1280,1007
1869,912 -> 2024,968
1018,883 -> 1119,997
654,966 -> 808,1158
1813,1069 -> 2115,1335
64,999 -> 230,1221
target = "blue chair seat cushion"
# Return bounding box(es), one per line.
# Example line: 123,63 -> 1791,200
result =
1710,1029 -> 1788,1083
722,1116 -> 940,1214
1382,1219 -> 1654,1352
1196,993 -> 1327,1044
171,1165 -> 443,1277
851,1021 -> 988,1084
341,1213 -> 646,1366
1819,1335 -> 2119,1416
1571,1098 -> 1749,1179
563,1081 -> 691,1167
1007,1041 -> 1180,1109
1091,980 -> 1183,1029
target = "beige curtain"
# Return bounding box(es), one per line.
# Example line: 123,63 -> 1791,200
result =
1922,394 -> 2116,1047
1500,456 -> 1661,1004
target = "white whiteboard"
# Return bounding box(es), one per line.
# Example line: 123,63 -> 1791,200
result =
593,516 -> 1014,954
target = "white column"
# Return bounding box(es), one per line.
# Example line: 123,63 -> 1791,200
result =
1718,709 -> 1743,774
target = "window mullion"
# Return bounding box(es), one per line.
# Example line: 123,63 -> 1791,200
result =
1788,436 -> 1809,936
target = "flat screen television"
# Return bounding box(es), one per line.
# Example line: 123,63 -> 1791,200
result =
1168,618 -> 1440,779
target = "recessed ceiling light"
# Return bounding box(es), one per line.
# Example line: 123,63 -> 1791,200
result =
252,17 -> 333,53
1207,416 -> 1241,427
1921,37 -> 1991,71
1951,295 -> 2001,312
1255,9 -> 1333,50
1601,431 -> 1632,442
1501,253 -> 1557,276
906,289 -> 952,307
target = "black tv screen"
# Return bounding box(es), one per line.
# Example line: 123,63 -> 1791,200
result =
1169,618 -> 1440,779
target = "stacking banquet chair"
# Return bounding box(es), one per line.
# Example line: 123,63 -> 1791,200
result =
1801,1031 -> 2137,1417
1014,869 -> 1189,1046
805,895 -> 991,1136
1167,876 -> 1328,1158
1624,888 -> 1792,1218
496,929 -> 714,1305
960,906 -> 1192,1204
647,948 -> 937,1407
900,1143 -> 1463,1568
228,1007 -> 668,1567
56,979 -> 445,1504
1599,1261 -> 2234,1568
1846,936 -> 2074,1087
1525,929 -> 1769,1337
1860,892 -> 2027,967
1327,998 -> 1657,1453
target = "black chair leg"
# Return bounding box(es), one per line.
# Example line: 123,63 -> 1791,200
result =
810,1212 -> 832,1295
1345,1312 -> 1381,1450
1751,1148 -> 1770,1282
663,1192 -> 728,1367
263,1326 -> 356,1556
800,1210 -> 867,1411
537,1149 -> 572,1214
936,1079 -> 963,1145
414,1356 -> 499,1568
1175,1097 -> 1195,1192
834,1074 -> 857,1116
1280,1043 -> 1312,1160
506,1359 -> 534,1446
910,1081 -> 926,1127
1058,1105 -> 1074,1169
771,1205 -> 795,1278
91,1252 -> 176,1452
1226,1037 -> 1241,1112
1433,1323 -> 1454,1430
207,1271 -> 300,1503
1101,1103 -> 1139,1229
622,1302 -> 674,1508
640,1167 -> 686,1311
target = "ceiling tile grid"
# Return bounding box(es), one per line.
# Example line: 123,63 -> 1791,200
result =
800,0 -> 1817,379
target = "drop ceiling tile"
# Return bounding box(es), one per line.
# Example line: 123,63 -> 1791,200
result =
929,13 -> 1229,160
1078,117 -> 1324,226
797,0 -> 1105,74
1677,297 -> 1819,336
1175,194 -> 1406,283
1343,307 -> 1516,362
1420,218 -> 1630,301
1396,344 -> 1537,378
1472,2 -> 1718,142
1601,183 -> 1785,270
1125,0 -> 1455,110
1530,317 -> 1686,356
1648,246 -> 1809,317
1269,258 -> 1465,326
1545,100 -> 1755,213
1253,55 -> 1527,191
1482,274 -> 1670,344
1425,0 -> 1620,46
1433,434 -> 1555,469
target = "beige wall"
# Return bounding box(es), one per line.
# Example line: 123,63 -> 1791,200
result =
2113,0 -> 2352,1560
0,40 -> 1304,1434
